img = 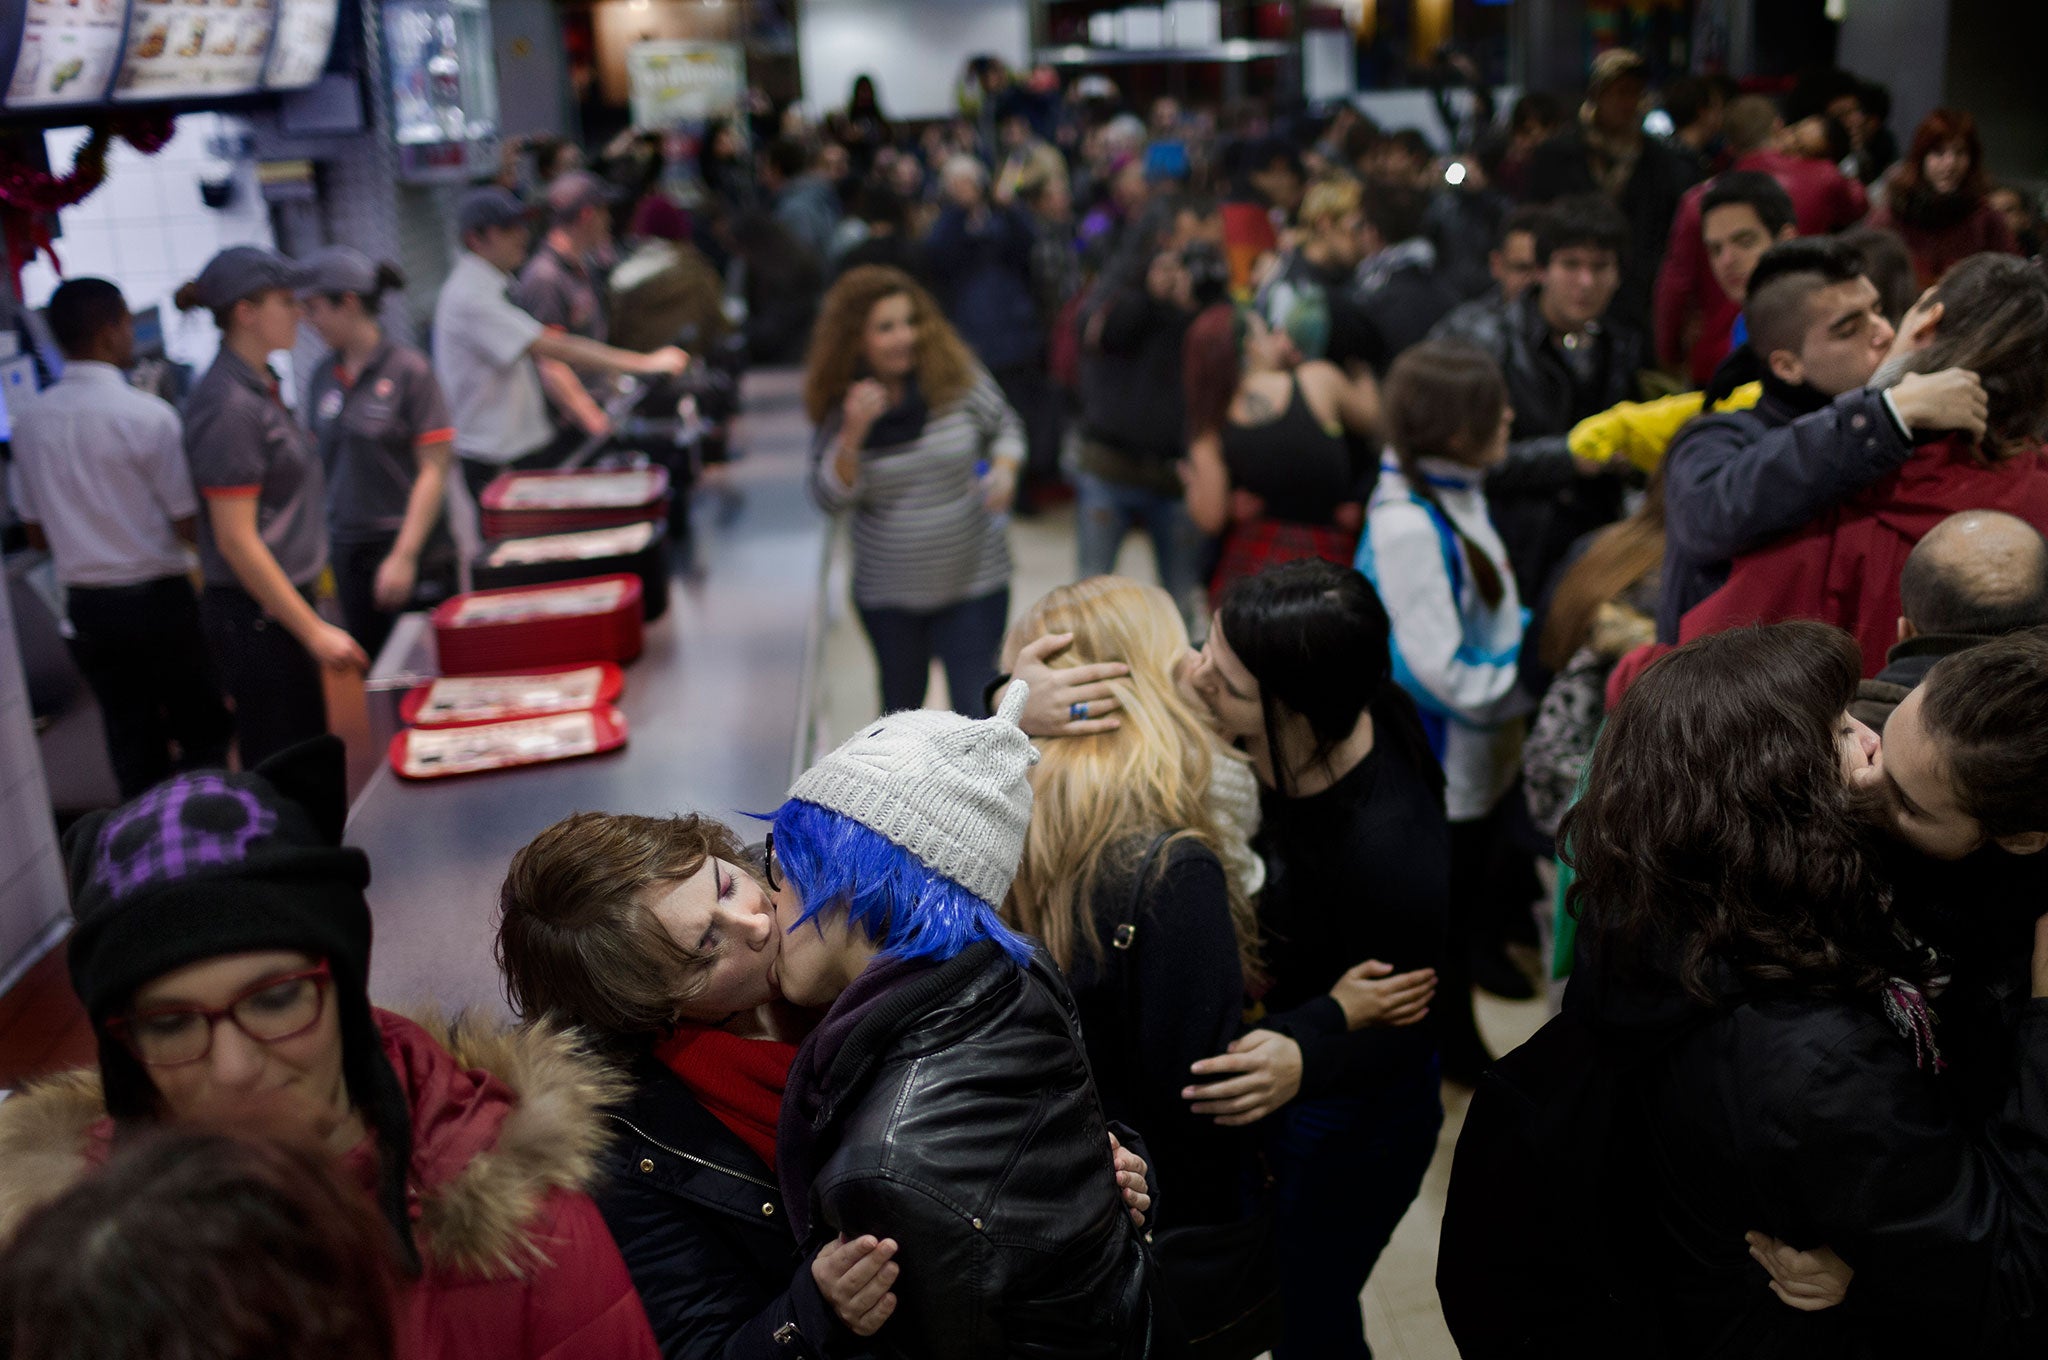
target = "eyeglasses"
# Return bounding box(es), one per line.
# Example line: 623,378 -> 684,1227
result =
763,831 -> 784,893
106,961 -> 334,1068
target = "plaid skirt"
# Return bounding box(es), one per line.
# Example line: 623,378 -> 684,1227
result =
1209,519 -> 1362,608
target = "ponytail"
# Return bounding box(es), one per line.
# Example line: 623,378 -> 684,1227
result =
1382,340 -> 1511,611
172,280 -> 204,312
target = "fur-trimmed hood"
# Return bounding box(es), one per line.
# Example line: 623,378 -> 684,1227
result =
0,1008 -> 626,1281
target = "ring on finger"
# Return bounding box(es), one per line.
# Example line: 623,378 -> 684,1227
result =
1069,701 -> 1089,721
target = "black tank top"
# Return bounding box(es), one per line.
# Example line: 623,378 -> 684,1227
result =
1221,376 -> 1354,526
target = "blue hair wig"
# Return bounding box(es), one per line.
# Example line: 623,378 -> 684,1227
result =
766,799 -> 1033,967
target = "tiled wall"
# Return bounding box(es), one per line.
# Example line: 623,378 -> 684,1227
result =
18,112 -> 279,375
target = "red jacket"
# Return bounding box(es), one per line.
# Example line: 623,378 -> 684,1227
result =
1678,435 -> 2048,674
0,1011 -> 659,1360
1868,196 -> 2021,290
1655,151 -> 1871,383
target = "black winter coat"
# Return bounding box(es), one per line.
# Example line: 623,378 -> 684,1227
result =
593,1051 -> 854,1360
1430,289 -> 1647,603
780,942 -> 1158,1360
1571,947 -> 2048,1359
1078,278 -> 1195,471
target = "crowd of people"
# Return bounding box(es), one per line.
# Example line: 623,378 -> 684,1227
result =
4,40 -> 2048,1360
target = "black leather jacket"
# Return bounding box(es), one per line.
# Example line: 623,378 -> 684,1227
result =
1431,288 -> 1647,603
782,941 -> 1159,1360
594,1050 -> 854,1360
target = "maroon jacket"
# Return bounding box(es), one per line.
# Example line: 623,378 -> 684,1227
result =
1869,196 -> 2021,290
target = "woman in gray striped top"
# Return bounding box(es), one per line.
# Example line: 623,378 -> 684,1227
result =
805,265 -> 1023,714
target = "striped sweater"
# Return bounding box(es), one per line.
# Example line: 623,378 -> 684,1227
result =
1358,454 -> 1531,823
812,371 -> 1019,611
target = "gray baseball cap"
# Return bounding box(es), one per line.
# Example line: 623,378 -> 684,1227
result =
456,186 -> 532,239
545,170 -> 619,224
296,245 -> 381,298
187,246 -> 309,311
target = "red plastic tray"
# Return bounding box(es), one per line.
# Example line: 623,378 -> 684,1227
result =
399,663 -> 626,727
479,468 -> 669,540
389,704 -> 629,780
431,575 -> 644,674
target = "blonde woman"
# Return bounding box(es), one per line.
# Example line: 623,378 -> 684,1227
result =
805,264 -> 1022,714
1001,577 -> 1432,1232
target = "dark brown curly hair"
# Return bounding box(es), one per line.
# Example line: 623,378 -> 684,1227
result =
801,265 -> 977,424
1561,621 -> 1908,1004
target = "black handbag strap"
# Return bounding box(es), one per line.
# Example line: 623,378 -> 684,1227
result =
1106,831 -> 1177,1110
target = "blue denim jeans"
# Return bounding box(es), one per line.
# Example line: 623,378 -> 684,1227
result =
1073,470 -> 1207,625
1265,1072 -> 1444,1360
857,587 -> 1011,716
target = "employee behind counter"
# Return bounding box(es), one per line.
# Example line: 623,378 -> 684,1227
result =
433,186 -> 691,501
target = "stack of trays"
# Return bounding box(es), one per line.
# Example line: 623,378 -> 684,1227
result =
478,468 -> 670,540
432,575 -> 645,675
388,663 -> 631,781
472,520 -> 671,620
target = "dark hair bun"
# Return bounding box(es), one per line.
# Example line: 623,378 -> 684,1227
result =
172,281 -> 205,312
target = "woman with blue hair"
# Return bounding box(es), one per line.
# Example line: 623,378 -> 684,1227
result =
763,683 -> 1160,1359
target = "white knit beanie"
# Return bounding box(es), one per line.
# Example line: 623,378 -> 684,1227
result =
787,682 -> 1039,907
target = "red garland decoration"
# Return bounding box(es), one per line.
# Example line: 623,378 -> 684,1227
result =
1,111 -> 178,287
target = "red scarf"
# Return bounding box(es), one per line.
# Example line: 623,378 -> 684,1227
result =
654,1025 -> 796,1170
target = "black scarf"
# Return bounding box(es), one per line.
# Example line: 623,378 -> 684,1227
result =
862,376 -> 930,450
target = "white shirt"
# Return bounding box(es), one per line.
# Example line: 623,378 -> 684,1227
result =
432,250 -> 553,465
8,362 -> 197,587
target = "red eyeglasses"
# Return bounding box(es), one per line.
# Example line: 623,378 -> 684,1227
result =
105,961 -> 334,1068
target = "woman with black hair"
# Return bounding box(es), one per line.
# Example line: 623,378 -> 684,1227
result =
0,739 -> 662,1360
298,246 -> 457,659
1559,620 -> 2048,1357
1185,559 -> 1449,1360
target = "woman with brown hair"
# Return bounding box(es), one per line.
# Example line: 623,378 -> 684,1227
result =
497,811 -> 899,1359
1179,304 -> 1378,606
804,263 -> 1023,714
1519,620 -> 2048,1357
0,1130 -> 399,1360
1870,109 -> 2021,289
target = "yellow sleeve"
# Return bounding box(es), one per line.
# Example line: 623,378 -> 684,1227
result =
1565,381 -> 1762,475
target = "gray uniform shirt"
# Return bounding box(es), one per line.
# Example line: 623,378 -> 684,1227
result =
184,348 -> 328,589
306,338 -> 453,543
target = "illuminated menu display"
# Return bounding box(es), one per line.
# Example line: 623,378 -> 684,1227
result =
113,0 -> 277,101
6,0 -> 127,109
263,0 -> 336,88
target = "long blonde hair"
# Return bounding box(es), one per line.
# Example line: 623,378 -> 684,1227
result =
801,265 -> 977,423
1003,578 -> 1263,984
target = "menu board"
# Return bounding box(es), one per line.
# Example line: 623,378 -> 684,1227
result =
6,0 -> 127,109
262,0 -> 336,88
113,0 -> 278,102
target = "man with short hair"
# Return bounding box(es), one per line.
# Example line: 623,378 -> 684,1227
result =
1655,94 -> 1868,383
1436,205 -> 1545,339
432,186 -> 689,499
1432,194 -> 1648,601
515,170 -> 621,435
760,138 -> 841,265
8,278 -> 232,796
1525,49 -> 1703,329
1661,74 -> 1727,177
1656,237 -> 1988,640
1654,169 -> 1798,383
1851,510 -> 2048,728
1349,177 -> 1460,369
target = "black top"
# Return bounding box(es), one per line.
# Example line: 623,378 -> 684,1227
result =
1221,378 -> 1353,528
1065,837 -> 1255,1231
1256,738 -> 1450,1099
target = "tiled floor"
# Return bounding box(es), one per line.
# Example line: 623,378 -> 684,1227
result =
818,502 -> 1550,1359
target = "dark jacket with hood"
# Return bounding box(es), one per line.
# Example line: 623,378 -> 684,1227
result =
1657,371 -> 1914,643
1568,938 -> 2048,1359
1429,287 -> 1648,604
778,941 -> 1156,1360
595,1049 -> 862,1360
